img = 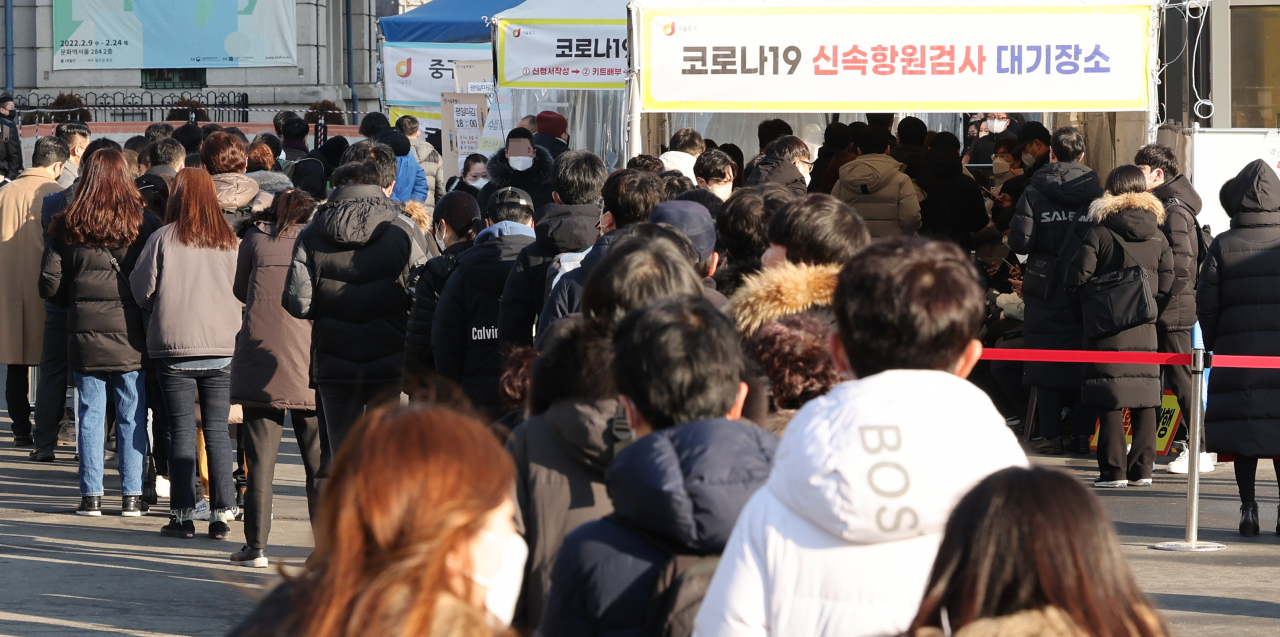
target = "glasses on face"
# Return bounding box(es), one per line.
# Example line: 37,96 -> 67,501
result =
799,160 -> 815,170
987,115 -> 1010,122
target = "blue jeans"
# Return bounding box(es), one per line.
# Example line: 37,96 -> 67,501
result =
157,360 -> 236,514
74,371 -> 146,497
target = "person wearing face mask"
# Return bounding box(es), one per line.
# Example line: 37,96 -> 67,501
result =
0,95 -> 22,182
694,149 -> 738,202
227,405 -> 528,636
745,135 -> 812,197
995,122 -> 1054,228
451,154 -> 491,199
403,192 -> 484,385
478,128 -> 556,213
964,112 -> 1018,166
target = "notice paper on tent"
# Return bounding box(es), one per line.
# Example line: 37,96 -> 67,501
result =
496,19 -> 629,89
441,93 -> 490,182
384,43 -> 491,108
632,2 -> 1156,112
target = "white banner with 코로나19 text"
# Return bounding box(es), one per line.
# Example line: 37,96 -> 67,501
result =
636,4 -> 1154,113
497,20 -> 629,89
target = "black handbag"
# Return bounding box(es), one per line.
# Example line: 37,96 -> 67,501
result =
1077,228 -> 1157,339
1022,212 -> 1085,301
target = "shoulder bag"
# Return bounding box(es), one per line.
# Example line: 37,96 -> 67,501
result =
1022,211 -> 1085,301
1077,228 -> 1157,339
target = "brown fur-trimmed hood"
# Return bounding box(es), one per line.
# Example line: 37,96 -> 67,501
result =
728,262 -> 841,337
1088,191 -> 1166,225
401,199 -> 431,232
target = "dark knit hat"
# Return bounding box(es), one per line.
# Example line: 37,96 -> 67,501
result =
1017,120 -> 1051,146
536,111 -> 568,139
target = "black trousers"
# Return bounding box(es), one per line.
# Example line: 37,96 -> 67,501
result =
1158,329 -> 1193,443
242,406 -> 322,550
317,381 -> 397,473
1098,407 -> 1157,482
1034,388 -> 1096,440
144,367 -> 170,475
32,311 -> 69,452
6,364 -> 31,435
1234,457 -> 1280,503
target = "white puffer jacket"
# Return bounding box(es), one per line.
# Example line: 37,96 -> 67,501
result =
694,370 -> 1028,637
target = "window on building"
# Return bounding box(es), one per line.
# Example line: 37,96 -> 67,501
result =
1231,6 -> 1280,128
141,68 -> 208,90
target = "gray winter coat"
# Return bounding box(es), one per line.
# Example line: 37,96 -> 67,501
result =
508,397 -> 622,632
129,224 -> 241,359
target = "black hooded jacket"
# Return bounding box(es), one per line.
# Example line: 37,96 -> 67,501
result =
995,152 -> 1051,231
291,137 -> 349,202
1198,160 -> 1280,456
499,202 -> 601,350
283,184 -> 429,385
1008,161 -> 1104,388
403,239 -> 474,381
924,149 -> 989,244
1151,173 -> 1202,332
433,224 -> 536,415
136,165 -> 176,218
746,155 -> 807,197
0,115 -> 21,179
477,146 -> 556,212
1065,192 -> 1174,409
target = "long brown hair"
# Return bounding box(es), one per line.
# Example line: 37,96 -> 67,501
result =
910,467 -> 1169,637
166,168 -> 238,251
288,406 -> 514,637
50,149 -> 144,249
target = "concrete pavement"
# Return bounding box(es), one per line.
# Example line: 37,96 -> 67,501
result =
2,405 -> 1280,635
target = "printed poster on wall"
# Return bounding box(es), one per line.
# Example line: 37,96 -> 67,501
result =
497,20 -> 629,89
634,3 -> 1155,112
53,0 -> 297,69
384,42 -> 491,130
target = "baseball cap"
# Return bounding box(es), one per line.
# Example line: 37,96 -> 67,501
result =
488,186 -> 535,217
650,200 -> 716,262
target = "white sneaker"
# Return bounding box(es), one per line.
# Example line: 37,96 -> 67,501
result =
1094,479 -> 1129,488
154,475 -> 170,499
1166,449 -> 1216,474
193,499 -> 211,521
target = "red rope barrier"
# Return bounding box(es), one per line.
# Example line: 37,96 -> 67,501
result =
980,349 -> 1191,365
981,348 -> 1280,368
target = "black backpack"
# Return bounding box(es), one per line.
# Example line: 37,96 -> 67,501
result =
608,514 -> 720,637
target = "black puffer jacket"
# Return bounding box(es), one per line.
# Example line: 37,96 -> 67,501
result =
433,223 -> 535,414
499,202 -> 600,350
283,185 -> 429,385
403,239 -> 474,380
1198,160 -> 1280,456
38,214 -> 163,373
291,137 -> 349,202
893,143 -> 949,238
1065,192 -> 1174,409
924,149 -> 989,244
534,229 -> 626,349
135,165 -> 175,219
1151,174 -> 1202,332
477,146 -> 556,212
1008,161 -> 1103,388
0,115 -> 20,180
746,155 -> 807,197
995,152 -> 1050,232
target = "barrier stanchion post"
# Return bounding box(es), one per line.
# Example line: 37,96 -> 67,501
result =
1153,348 -> 1225,552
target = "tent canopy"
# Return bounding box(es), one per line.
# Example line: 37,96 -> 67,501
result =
493,0 -> 626,21
380,0 -> 523,43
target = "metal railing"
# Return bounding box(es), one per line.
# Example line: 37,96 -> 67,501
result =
11,91 -> 250,123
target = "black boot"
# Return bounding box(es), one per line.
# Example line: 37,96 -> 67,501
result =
1075,435 -> 1092,455
76,496 -> 101,516
142,456 -> 158,506
1240,502 -> 1260,537
121,495 -> 148,517
1039,436 -> 1066,456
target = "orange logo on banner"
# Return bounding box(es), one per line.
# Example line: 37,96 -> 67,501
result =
663,22 -> 676,36
396,58 -> 412,77
1089,390 -> 1183,455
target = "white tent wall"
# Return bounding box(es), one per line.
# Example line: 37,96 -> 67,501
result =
509,89 -> 627,167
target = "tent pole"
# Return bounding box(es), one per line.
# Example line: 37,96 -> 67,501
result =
626,3 -> 642,161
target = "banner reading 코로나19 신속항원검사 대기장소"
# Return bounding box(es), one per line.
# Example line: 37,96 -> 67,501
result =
53,0 -> 297,69
634,2 -> 1155,113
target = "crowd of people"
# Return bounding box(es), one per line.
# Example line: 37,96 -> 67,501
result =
0,100 -> 1276,636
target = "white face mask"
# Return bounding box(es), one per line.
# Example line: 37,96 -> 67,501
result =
509,156 -> 534,171
468,177 -> 490,190
988,119 -> 1008,134
469,530 -> 528,626
1022,151 -> 1038,168
992,157 -> 1011,175
802,171 -> 811,187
